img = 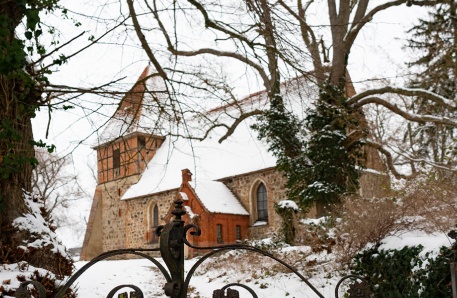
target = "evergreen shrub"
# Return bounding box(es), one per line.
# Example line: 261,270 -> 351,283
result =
350,244 -> 455,297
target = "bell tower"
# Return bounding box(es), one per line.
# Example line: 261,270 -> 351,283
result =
92,66 -> 165,184
81,66 -> 166,260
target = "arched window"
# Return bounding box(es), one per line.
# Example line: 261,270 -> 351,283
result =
256,183 -> 268,221
147,204 -> 159,244
153,205 -> 159,227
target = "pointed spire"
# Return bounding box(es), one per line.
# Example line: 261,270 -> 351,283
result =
117,66 -> 150,121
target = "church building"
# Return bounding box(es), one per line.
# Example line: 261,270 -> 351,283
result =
80,67 -> 389,260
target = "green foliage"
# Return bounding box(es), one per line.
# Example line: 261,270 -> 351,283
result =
0,119 -> 38,179
351,245 -> 455,297
30,140 -> 56,153
254,82 -> 364,213
300,83 -> 363,209
0,0 -> 65,181
0,14 -> 27,74
274,203 -> 297,245
253,90 -> 309,209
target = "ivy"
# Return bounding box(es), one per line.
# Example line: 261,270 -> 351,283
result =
0,0 -> 62,180
253,90 -> 309,210
253,81 -> 364,213
300,83 -> 363,209
274,202 -> 297,245
30,140 -> 56,153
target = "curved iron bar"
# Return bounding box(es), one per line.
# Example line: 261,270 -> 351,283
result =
183,224 -> 367,298
334,274 -> 366,298
15,280 -> 46,298
155,225 -> 165,236
184,245 -> 324,298
183,223 -> 201,237
182,224 -> 325,298
105,284 -> 144,298
221,283 -> 259,298
16,198 -> 366,298
54,248 -> 170,297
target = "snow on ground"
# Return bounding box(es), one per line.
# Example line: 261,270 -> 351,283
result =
1,231 -> 451,297
72,254 -> 340,298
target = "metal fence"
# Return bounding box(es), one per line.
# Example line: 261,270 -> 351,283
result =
16,198 -> 370,298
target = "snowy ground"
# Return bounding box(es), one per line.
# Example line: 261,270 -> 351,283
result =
1,231 -> 451,297
72,255 -> 340,298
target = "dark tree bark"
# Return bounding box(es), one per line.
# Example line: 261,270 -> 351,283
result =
0,0 -> 73,278
0,0 -> 36,237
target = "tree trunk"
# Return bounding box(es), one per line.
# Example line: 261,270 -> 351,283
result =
0,98 -> 34,231
0,2 -> 73,279
0,0 -> 34,241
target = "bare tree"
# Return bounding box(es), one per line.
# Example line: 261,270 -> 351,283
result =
119,0 -> 453,212
32,149 -> 87,226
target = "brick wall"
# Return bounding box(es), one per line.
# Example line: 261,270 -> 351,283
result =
96,134 -> 163,184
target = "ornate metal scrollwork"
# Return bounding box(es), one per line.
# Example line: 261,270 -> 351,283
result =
335,275 -> 371,298
106,285 -> 144,298
213,283 -> 258,298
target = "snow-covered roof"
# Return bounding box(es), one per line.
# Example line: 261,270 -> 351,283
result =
119,75 -> 318,200
94,67 -> 170,147
193,180 -> 249,215
121,118 -> 277,199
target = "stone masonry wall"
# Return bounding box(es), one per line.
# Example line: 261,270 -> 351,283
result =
100,175 -> 141,252
124,190 -> 176,248
98,166 -> 390,255
221,168 -> 288,238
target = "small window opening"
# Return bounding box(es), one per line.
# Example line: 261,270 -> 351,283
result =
216,224 -> 223,244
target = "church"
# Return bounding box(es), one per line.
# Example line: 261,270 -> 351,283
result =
80,67 -> 389,260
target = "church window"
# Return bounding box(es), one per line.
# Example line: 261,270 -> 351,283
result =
235,225 -> 241,241
153,205 -> 159,227
138,136 -> 146,149
216,224 -> 223,244
147,204 -> 159,244
137,137 -> 146,173
256,183 -> 268,221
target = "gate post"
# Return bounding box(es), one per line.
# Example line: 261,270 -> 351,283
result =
159,199 -> 186,298
451,262 -> 457,298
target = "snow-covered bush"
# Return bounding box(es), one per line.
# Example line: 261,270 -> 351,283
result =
0,191 -> 75,297
351,244 -> 455,297
274,200 -> 300,244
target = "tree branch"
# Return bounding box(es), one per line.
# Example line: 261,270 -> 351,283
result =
126,0 -> 168,79
352,96 -> 457,127
170,48 -> 270,89
187,0 -> 260,48
348,86 -> 456,109
218,110 -> 262,143
365,139 -> 418,179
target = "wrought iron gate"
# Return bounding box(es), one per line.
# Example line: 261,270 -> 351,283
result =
15,198 -> 370,297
